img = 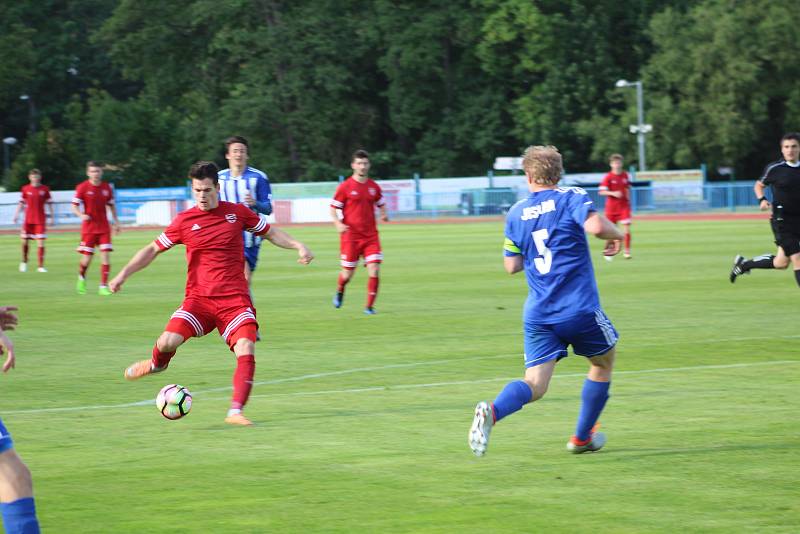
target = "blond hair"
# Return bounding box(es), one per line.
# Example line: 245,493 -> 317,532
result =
522,145 -> 563,186
609,153 -> 623,162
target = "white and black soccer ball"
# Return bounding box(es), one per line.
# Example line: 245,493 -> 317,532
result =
156,384 -> 193,420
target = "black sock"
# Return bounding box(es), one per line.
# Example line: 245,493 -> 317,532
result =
743,254 -> 775,271
795,270 -> 800,288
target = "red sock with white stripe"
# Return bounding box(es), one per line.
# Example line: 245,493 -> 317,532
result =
231,355 -> 255,411
152,345 -> 175,369
366,276 -> 379,308
101,264 -> 110,285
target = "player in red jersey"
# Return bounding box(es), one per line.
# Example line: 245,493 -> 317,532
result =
598,154 -> 632,259
330,149 -> 389,314
111,161 -> 314,426
71,161 -> 121,295
12,169 -> 53,273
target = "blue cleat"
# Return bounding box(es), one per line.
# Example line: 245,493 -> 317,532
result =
333,292 -> 344,308
364,307 -> 377,315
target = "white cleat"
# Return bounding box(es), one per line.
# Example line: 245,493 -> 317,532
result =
19,262 -> 27,272
567,431 -> 607,454
37,267 -> 47,273
603,255 -> 614,262
468,401 -> 494,457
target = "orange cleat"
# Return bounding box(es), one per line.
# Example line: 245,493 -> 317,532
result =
224,413 -> 254,426
123,359 -> 165,381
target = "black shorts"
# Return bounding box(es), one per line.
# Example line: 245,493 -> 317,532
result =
771,218 -> 800,256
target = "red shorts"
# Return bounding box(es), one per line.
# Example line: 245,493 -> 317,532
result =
21,223 -> 47,240
165,294 -> 259,348
605,206 -> 631,225
77,231 -> 113,255
340,234 -> 382,269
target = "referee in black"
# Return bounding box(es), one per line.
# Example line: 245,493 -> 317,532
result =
731,132 -> 800,287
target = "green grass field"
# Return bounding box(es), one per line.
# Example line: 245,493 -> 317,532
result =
1,217 -> 798,533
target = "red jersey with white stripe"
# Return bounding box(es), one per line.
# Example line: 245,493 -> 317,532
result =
72,180 -> 115,233
599,171 -> 630,211
331,177 -> 385,239
155,201 -> 270,298
20,184 -> 52,225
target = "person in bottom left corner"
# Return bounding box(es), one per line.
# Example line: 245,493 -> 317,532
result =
1,305 -> 42,534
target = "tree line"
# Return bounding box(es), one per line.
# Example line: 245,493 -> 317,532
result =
0,0 -> 797,191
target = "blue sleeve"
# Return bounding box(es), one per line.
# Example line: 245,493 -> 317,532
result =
569,189 -> 596,227
503,213 -> 522,257
254,176 -> 273,215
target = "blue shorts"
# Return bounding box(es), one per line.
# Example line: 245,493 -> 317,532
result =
523,308 -> 618,368
244,245 -> 261,272
0,417 -> 14,453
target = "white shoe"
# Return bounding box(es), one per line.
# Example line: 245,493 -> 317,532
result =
603,255 -> 613,262
37,267 -> 47,273
468,401 -> 494,456
567,431 -> 607,453
19,262 -> 27,272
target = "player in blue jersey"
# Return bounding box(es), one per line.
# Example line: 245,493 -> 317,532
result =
1,305 -> 41,533
468,145 -> 624,457
218,136 -> 274,286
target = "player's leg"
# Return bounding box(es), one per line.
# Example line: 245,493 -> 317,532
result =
97,238 -> 113,295
603,211 -> 620,262
225,325 -> 258,426
76,232 -> 96,293
621,221 -> 632,258
19,230 -> 29,272
334,239 -> 358,308
789,250 -> 800,287
0,421 -> 40,534
469,324 -> 563,456
35,236 -> 46,272
566,309 -> 618,453
363,239 -> 383,314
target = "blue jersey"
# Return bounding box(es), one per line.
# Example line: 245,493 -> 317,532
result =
218,166 -> 273,249
504,187 -> 600,323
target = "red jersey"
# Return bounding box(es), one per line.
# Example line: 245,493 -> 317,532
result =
72,180 -> 115,233
155,201 -> 270,298
20,184 -> 52,225
330,177 -> 385,238
599,171 -> 631,210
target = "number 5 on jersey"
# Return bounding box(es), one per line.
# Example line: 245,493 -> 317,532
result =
532,229 -> 552,274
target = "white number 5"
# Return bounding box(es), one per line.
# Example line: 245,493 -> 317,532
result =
532,229 -> 552,274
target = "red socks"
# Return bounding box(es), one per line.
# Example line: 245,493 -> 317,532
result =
37,246 -> 45,268
367,276 -> 379,308
231,355 -> 255,411
152,345 -> 175,369
101,264 -> 110,285
624,233 -> 631,253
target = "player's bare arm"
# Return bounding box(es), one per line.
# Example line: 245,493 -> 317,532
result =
754,180 -> 771,211
598,190 -> 623,199
0,307 -> 18,372
109,242 -> 162,292
504,255 -> 523,275
264,227 -> 314,264
379,205 -> 389,222
71,203 -> 90,222
329,206 -> 348,233
585,212 -> 624,256
12,201 -> 23,224
0,306 -> 19,331
109,204 -> 121,233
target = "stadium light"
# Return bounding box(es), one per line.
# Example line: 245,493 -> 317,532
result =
3,137 -> 18,177
615,79 -> 651,171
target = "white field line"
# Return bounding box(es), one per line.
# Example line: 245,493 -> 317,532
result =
4,359 -> 798,415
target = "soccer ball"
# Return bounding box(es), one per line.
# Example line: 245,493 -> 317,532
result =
156,384 -> 193,420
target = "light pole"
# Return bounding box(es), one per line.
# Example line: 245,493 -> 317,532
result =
3,137 -> 18,178
19,94 -> 36,134
615,79 -> 652,171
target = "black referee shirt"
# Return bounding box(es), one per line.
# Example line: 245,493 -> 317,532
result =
760,160 -> 800,218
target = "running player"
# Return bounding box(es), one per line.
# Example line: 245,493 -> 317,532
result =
71,161 -> 120,296
469,145 -> 624,457
598,154 -> 632,259
112,161 -> 313,426
13,169 -> 53,273
330,149 -> 389,314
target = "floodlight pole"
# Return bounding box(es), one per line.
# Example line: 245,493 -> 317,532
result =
616,79 -> 650,172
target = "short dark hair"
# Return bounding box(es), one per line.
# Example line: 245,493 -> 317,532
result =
225,136 -> 249,153
188,161 -> 219,184
609,153 -> 623,162
86,160 -> 104,168
352,149 -> 370,162
28,168 -> 41,177
781,132 -> 800,143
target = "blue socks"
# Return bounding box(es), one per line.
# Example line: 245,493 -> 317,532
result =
575,379 -> 611,441
1,497 -> 40,534
492,380 -> 533,422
